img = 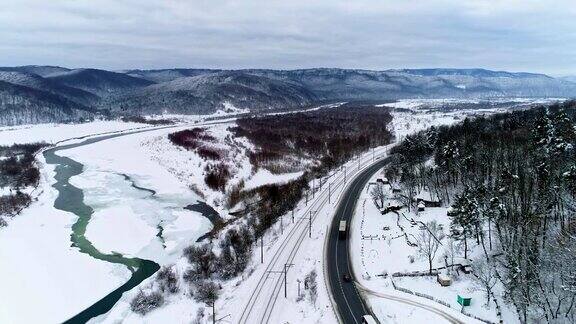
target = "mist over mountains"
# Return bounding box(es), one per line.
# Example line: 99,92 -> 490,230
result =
0,65 -> 575,126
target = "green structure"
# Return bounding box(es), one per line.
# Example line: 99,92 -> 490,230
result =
457,295 -> 471,306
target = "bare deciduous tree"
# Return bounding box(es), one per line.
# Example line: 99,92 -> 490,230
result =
416,220 -> 445,274
444,237 -> 461,275
472,258 -> 498,306
370,183 -> 387,208
193,280 -> 220,323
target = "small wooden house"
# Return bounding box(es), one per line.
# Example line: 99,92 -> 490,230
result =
437,273 -> 452,287
417,201 -> 426,212
447,207 -> 459,217
381,204 -> 402,214
415,197 -> 442,208
460,265 -> 473,274
376,177 -> 390,185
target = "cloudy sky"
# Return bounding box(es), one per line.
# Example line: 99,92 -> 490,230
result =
1,0 -> 575,75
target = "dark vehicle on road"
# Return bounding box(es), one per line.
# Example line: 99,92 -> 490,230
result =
343,274 -> 352,282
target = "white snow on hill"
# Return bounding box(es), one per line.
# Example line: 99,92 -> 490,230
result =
142,122 -> 309,213
0,100 -> 536,324
0,120 -> 151,146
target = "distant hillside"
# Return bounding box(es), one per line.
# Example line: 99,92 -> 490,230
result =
0,65 -> 71,78
0,70 -> 99,106
0,65 -> 575,126
46,68 -> 154,96
102,71 -> 318,115
559,76 -> 576,84
123,68 -> 221,83
244,68 -> 576,99
0,80 -> 96,126
396,68 -> 544,78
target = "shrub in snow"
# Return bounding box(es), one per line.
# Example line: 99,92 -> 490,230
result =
0,216 -> 7,227
225,180 -> 245,208
192,280 -> 220,305
130,290 -> 164,315
0,192 -> 32,216
191,307 -> 205,324
156,266 -> 179,294
183,244 -> 216,281
168,128 -> 215,150
204,163 -> 230,191
215,226 -> 254,279
304,270 -> 318,307
0,142 -> 46,190
197,146 -> 224,160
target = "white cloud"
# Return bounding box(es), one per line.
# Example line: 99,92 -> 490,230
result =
0,0 -> 574,75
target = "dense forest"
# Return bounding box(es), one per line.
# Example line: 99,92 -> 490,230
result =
386,101 -> 576,323
0,142 -> 46,227
232,103 -> 393,175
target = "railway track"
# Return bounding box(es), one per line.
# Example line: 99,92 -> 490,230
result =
238,147 -> 388,324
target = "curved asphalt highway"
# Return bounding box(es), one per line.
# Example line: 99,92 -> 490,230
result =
327,156 -> 392,324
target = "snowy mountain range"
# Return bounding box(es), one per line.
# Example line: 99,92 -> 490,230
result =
1,65 -> 575,125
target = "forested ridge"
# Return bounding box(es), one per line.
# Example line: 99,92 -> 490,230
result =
387,101 -> 576,323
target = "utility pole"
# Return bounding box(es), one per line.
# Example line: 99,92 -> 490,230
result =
305,190 -> 308,206
297,279 -> 301,297
344,166 -> 347,184
284,263 -> 294,298
280,214 -> 283,235
260,236 -> 264,263
292,209 -> 294,223
312,180 -> 315,199
284,264 -> 288,298
266,263 -> 293,299
309,211 -> 313,238
358,156 -> 361,170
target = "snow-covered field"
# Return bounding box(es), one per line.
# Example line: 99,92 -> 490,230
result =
0,120 -> 152,146
382,98 -> 560,141
379,97 -> 565,111
0,100 -> 540,324
142,122 -> 308,215
348,103 -> 525,324
350,170 -> 506,323
0,156 -> 131,323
